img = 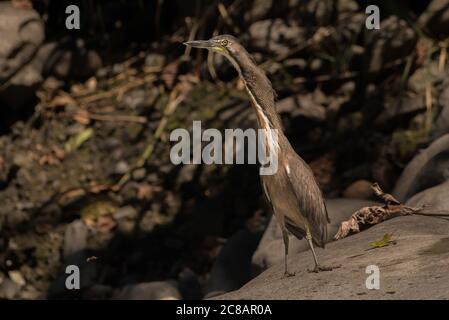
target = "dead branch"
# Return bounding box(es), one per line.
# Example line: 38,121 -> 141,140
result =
335,183 -> 449,240
82,112 -> 147,124
335,205 -> 417,240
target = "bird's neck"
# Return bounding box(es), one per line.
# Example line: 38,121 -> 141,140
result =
239,63 -> 287,157
232,54 -> 283,132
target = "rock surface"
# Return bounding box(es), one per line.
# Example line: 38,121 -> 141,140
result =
0,2 -> 44,125
406,180 -> 449,213
393,134 -> 449,202
204,229 -> 262,298
252,198 -> 381,272
216,215 -> 449,299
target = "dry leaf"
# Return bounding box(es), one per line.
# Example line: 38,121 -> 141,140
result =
162,60 -> 180,88
8,270 -> 26,286
86,77 -> 98,91
95,216 -> 117,233
48,94 -> 77,108
38,154 -> 59,166
51,146 -> 66,160
59,189 -> 86,204
73,110 -> 91,125
65,128 -> 94,152
87,184 -> 110,194
137,183 -> 154,200
369,233 -> 396,249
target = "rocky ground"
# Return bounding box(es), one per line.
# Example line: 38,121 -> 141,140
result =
1,0 -> 449,299
215,215 -> 449,300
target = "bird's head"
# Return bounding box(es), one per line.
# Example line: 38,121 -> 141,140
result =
184,34 -> 248,71
184,34 -> 238,55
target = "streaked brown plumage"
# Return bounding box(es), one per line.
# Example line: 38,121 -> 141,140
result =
185,35 -> 334,275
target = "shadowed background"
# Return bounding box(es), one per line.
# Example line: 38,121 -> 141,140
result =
1,0 -> 449,299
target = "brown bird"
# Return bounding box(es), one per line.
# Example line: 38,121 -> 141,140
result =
184,35 -> 334,276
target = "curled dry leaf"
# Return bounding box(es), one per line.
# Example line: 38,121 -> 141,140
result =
38,154 -> 59,166
51,146 -> 66,161
137,183 -> 162,200
86,77 -> 98,92
162,60 -> 180,88
87,184 -> 110,194
334,205 -> 418,240
48,93 -> 77,108
73,110 -> 91,125
95,216 -> 117,233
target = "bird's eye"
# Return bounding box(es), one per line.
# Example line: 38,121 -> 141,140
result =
220,39 -> 228,46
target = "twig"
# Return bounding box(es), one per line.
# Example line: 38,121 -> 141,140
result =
85,112 -> 147,124
218,2 -> 240,34
335,204 -> 420,240
79,74 -> 157,104
438,40 -> 448,72
335,183 -> 449,240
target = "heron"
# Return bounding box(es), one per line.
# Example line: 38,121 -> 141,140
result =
184,35 -> 334,276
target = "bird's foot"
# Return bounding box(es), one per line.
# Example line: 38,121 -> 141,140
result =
283,271 -> 296,278
308,264 -> 340,273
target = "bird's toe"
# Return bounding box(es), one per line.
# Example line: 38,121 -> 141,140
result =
308,264 -> 340,273
283,271 -> 296,278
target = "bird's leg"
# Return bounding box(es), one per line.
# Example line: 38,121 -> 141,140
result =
281,228 -> 295,277
306,233 -> 334,273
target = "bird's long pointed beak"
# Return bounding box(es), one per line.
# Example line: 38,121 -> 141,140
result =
183,40 -> 215,49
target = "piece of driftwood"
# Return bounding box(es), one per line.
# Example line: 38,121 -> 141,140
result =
334,183 -> 449,240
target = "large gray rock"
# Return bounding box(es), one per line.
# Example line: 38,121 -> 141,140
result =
252,198 -> 381,272
215,215 -> 449,299
406,180 -> 449,213
393,134 -> 449,202
418,0 -> 449,37
0,2 -> 44,82
0,2 -> 44,109
48,220 -> 97,299
63,220 -> 88,258
204,229 -> 262,298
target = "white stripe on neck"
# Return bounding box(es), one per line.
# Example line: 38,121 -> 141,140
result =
222,52 -> 279,153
